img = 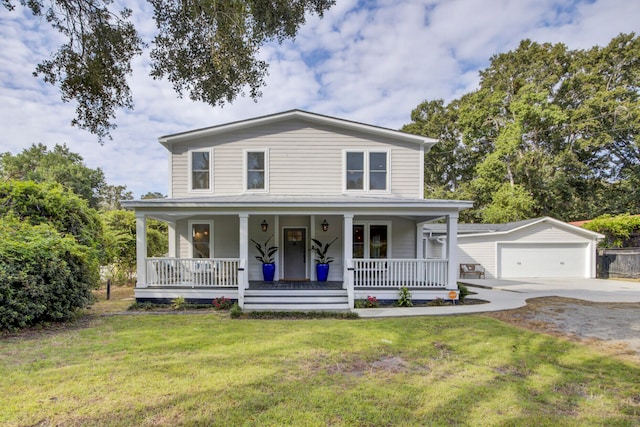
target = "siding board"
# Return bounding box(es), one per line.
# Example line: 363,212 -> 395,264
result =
169,119 -> 422,198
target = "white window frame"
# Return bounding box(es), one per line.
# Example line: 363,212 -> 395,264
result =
343,149 -> 390,193
353,221 -> 392,258
243,148 -> 269,193
188,220 -> 214,258
188,148 -> 213,193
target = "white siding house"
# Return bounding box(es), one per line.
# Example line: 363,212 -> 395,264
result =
124,110 -> 473,309
424,217 -> 604,279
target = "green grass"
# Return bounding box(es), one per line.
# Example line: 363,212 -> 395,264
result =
1,312 -> 639,426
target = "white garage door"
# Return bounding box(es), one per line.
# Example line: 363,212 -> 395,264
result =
498,243 -> 588,278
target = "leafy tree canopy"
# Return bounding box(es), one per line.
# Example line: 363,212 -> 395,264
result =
99,184 -> 133,211
583,214 -> 640,248
0,180 -> 105,260
0,143 -> 106,208
141,191 -> 166,199
404,33 -> 640,223
3,0 -> 335,141
102,209 -> 167,266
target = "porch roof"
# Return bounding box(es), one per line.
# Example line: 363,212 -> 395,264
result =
124,194 -> 472,210
423,216 -> 604,239
123,195 -> 473,223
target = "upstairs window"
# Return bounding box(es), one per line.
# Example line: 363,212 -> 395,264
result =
190,149 -> 212,191
369,152 -> 388,190
344,150 -> 389,192
346,152 -> 364,190
245,149 -> 268,191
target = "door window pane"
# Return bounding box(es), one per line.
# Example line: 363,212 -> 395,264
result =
192,223 -> 210,258
346,152 -> 364,190
192,152 -> 210,190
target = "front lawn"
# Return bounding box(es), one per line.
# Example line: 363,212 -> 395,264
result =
1,300 -> 639,425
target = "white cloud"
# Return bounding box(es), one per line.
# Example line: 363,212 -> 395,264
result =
0,0 -> 637,197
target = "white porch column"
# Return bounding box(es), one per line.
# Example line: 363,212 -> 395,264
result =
310,215 -> 317,280
274,215 -> 280,281
238,213 -> 249,307
135,213 -> 148,288
167,221 -> 176,257
446,213 -> 459,290
343,214 -> 354,308
416,222 -> 425,259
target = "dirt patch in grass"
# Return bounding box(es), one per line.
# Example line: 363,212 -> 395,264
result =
485,297 -> 640,364
324,355 -> 428,376
89,285 -> 136,315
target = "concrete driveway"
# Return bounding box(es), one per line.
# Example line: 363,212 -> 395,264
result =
355,277 -> 640,317
461,277 -> 640,303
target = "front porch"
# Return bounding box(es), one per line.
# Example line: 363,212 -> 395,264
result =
136,257 -> 454,309
128,195 -> 472,309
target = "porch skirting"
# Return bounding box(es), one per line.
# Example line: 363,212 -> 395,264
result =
135,287 -> 239,304
134,283 -> 456,309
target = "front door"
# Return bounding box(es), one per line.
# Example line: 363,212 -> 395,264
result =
283,228 -> 306,280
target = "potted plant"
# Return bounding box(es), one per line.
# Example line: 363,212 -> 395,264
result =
311,237 -> 338,281
251,236 -> 278,281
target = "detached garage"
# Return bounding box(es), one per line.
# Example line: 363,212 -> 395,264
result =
424,217 -> 604,279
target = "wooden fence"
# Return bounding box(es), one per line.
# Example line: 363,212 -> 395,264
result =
597,248 -> 640,279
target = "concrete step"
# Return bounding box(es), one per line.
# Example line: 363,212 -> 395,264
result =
244,295 -> 348,304
245,289 -> 347,297
242,288 -> 349,311
243,303 -> 351,311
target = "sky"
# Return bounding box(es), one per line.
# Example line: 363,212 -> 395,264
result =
0,0 -> 638,198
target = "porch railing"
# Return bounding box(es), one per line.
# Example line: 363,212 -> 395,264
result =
146,258 -> 239,287
353,259 -> 448,288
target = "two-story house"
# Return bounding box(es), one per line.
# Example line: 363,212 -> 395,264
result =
124,110 -> 472,310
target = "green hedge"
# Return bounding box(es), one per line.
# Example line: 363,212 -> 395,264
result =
0,218 -> 96,330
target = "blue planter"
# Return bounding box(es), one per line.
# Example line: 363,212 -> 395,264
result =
316,263 -> 330,282
262,263 -> 275,282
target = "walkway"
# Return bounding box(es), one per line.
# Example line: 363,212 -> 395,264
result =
354,278 -> 640,318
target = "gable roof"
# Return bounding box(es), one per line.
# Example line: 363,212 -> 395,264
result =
424,216 -> 604,239
158,109 -> 437,148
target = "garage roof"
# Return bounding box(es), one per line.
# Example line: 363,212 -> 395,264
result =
424,216 -> 604,239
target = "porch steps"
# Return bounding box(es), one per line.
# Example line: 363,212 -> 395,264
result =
243,288 -> 349,311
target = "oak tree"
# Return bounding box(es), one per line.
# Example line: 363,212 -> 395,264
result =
4,0 -> 335,141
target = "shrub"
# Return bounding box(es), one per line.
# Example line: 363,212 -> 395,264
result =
395,287 -> 413,307
458,283 -> 469,302
0,217 -> 95,330
212,297 -> 233,310
355,296 -> 380,308
172,296 -> 186,310
427,298 -> 446,306
365,296 -> 380,308
230,303 -> 242,318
